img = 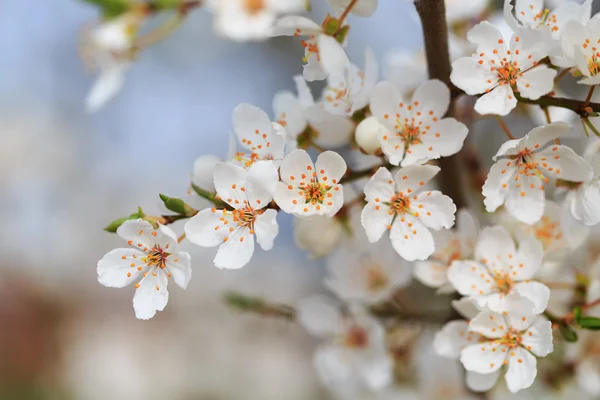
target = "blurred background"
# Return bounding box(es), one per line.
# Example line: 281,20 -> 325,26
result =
0,1 -> 425,399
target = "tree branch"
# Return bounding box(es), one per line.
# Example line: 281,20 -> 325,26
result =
515,93 -> 600,117
414,0 -> 467,209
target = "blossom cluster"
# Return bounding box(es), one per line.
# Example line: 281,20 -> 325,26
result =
90,0 -> 600,397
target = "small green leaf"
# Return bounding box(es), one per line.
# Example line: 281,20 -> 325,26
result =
574,306 -> 583,322
322,18 -> 340,36
334,25 -> 350,44
81,0 -> 131,19
159,194 -> 196,216
578,316 -> 600,330
559,324 -> 579,342
104,211 -> 142,232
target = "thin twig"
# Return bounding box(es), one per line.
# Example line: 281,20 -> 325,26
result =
494,115 -> 515,140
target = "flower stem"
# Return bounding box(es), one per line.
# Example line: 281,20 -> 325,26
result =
224,292 -> 296,321
585,85 -> 596,108
177,233 -> 186,243
494,115 -> 515,140
337,0 -> 359,25
563,298 -> 600,324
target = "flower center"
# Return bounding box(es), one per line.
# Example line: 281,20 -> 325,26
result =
390,193 -> 411,214
496,60 -> 522,86
143,247 -> 168,269
493,273 -> 514,293
365,264 -> 390,292
528,216 -> 562,250
496,327 -> 523,348
301,181 -> 329,204
400,125 -> 422,149
344,325 -> 369,349
588,53 -> 600,77
232,206 -> 260,230
243,0 -> 265,15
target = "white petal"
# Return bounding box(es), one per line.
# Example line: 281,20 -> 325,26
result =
504,347 -> 537,393
457,209 -> 479,254
414,260 -> 449,288
86,64 -> 128,112
316,151 -> 347,184
293,75 -> 314,106
421,118 -> 469,158
460,342 -> 506,374
494,293 -> 537,329
213,162 -> 248,208
363,167 -> 395,202
493,139 -> 523,160
467,21 -> 508,51
521,316 -> 553,357
97,248 -> 146,288
536,145 -> 594,182
513,237 -> 544,280
474,84 -> 517,116
272,90 -> 307,138
412,191 -> 456,230
504,167 -> 546,225
469,310 -> 507,338
524,122 -> 570,148
452,297 -> 481,320
447,260 -> 495,299
570,180 -> 600,226
305,106 -> 354,148
516,65 -> 557,100
268,15 -> 321,37
214,227 -> 255,269
412,79 -> 450,119
296,295 -> 342,337
512,281 -> 551,315
279,149 -> 314,186
483,162 -> 517,213
317,34 -> 350,77
232,103 -> 273,153
193,154 -> 221,191
165,252 -> 192,289
116,219 -> 156,250
389,214 -> 435,261
274,181 -> 308,215
184,208 -> 232,247
576,359 -> 600,396
450,57 -> 497,95
303,54 -> 328,82
474,226 -> 516,266
245,160 -> 279,206
361,202 -> 393,243
254,209 -> 279,251
313,345 -> 354,390
132,268 -> 169,320
433,320 -> 472,359
369,81 -> 407,130
393,164 -> 440,193
156,224 -> 179,253
466,370 -> 501,392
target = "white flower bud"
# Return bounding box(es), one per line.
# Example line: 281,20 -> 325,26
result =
355,116 -> 384,155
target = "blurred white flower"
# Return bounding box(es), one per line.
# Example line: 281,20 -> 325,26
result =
185,161 -> 279,269
294,214 -> 345,258
210,0 -> 306,41
414,209 -> 479,294
564,140 -> 600,226
329,0 -> 378,18
97,220 -> 192,320
447,225 -> 550,314
297,295 -> 393,394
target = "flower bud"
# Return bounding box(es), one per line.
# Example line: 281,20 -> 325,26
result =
355,116 -> 384,155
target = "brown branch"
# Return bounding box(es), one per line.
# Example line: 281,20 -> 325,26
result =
414,0 -> 467,209
515,93 -> 600,117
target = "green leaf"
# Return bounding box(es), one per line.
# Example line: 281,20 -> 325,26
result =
578,316 -> 600,330
322,18 -> 340,36
104,211 -> 142,232
574,306 -> 583,323
559,324 -> 578,342
81,0 -> 131,19
159,194 -> 196,216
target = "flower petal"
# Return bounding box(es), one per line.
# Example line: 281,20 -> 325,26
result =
474,226 -> 516,267
521,316 -> 553,357
447,260 -> 495,299
184,208 -> 233,247
469,310 -> 507,338
232,103 -> 274,153
460,342 -> 506,374
516,65 -> 556,100
512,281 -> 550,315
316,150 -> 347,184
132,268 -> 169,320
412,79 -> 450,120
296,295 -> 342,337
421,118 -> 469,158
504,347 -> 537,393
213,162 -> 248,208
414,260 -> 449,288
165,252 -> 192,289
254,209 -> 279,251
97,248 -> 146,288
466,370 -> 501,392
269,15 -> 321,37
569,180 -> 600,226
390,214 -> 435,261
433,320 -> 473,359
214,226 -> 255,269
536,145 -> 593,182
363,167 -> 395,203
279,149 -> 314,186
245,160 -> 279,206
193,155 -> 221,191
474,84 -> 517,116
504,168 -> 546,225
393,164 -> 440,194
483,162 -> 517,213
116,219 -> 155,250
412,190 -> 456,230
450,57 -> 497,96
361,202 -> 393,243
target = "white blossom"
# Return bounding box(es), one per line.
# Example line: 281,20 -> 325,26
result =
82,13 -> 143,112
414,209 -> 479,293
482,122 -> 593,225
447,225 -> 550,314
294,214 -> 346,258
560,12 -> 600,84
370,80 -> 468,166
325,230 -> 412,305
451,21 -> 556,116
445,0 -> 490,23
361,165 -> 456,261
355,116 -> 385,155
270,16 -> 350,81
274,149 -> 347,217
209,0 -> 305,41
460,295 -> 553,393
564,140 -> 600,226
184,161 -> 279,269
97,220 -> 192,320
321,47 -> 379,116
328,0 -> 378,18
231,103 -> 287,167
297,295 -> 393,394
